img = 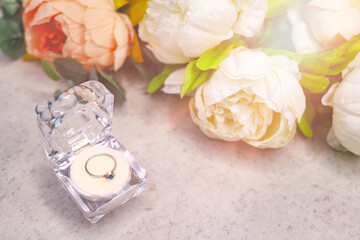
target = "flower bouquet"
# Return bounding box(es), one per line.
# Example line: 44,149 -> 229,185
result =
1,0 -> 360,155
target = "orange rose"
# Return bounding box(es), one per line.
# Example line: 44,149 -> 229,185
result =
23,0 -> 134,70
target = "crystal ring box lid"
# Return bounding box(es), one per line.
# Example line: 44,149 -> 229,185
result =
35,81 -> 147,223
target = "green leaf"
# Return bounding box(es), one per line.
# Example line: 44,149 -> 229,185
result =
67,80 -> 75,87
327,51 -> 359,75
263,48 -> 303,64
180,61 -> 212,98
41,60 -> 63,81
133,61 -> 161,80
181,60 -> 201,98
1,0 -> 20,15
95,65 -> 126,100
3,39 -> 26,59
266,0 -> 301,18
0,18 -> 21,42
300,57 -> 330,76
298,102 -> 315,138
147,65 -> 183,93
197,37 -> 247,71
187,70 -> 212,94
300,33 -> 360,76
88,67 -> 99,81
300,73 -> 329,93
298,115 -> 313,138
54,89 -> 63,96
0,18 -> 26,59
53,58 -> 88,84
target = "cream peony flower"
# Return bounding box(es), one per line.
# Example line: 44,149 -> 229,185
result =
23,0 -> 134,70
321,52 -> 360,155
288,0 -> 360,54
139,0 -> 267,64
189,47 -> 306,148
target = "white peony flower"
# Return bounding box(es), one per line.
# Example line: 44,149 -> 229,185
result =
139,0 -> 267,64
321,52 -> 360,155
288,0 -> 360,54
189,47 -> 306,148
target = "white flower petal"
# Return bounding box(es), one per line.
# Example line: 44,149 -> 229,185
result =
162,67 -> 186,94
139,0 -> 267,63
336,8 -> 360,40
321,82 -> 340,107
287,3 -> 305,25
201,70 -> 253,106
291,21 -> 324,54
139,12 -> 190,64
232,0 -> 267,37
270,55 -> 305,121
343,51 -> 360,77
306,5 -> 360,43
245,113 -> 295,148
278,70 -> 305,122
308,0 -> 349,11
326,127 -> 348,152
323,52 -> 360,155
220,47 -> 272,80
270,55 -> 301,78
290,0 -> 360,53
178,0 -> 237,57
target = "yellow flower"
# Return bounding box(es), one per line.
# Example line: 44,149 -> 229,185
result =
23,0 -> 134,70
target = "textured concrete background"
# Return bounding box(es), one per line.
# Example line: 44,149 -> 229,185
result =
1,54 -> 359,240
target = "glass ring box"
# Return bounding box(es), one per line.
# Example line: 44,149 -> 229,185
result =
35,81 -> 147,223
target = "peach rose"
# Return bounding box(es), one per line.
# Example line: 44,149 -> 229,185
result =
23,0 -> 134,70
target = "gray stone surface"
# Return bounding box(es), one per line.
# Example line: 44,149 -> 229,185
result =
0,54 -> 360,239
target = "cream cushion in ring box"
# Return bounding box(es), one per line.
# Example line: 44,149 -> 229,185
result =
70,146 -> 131,197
